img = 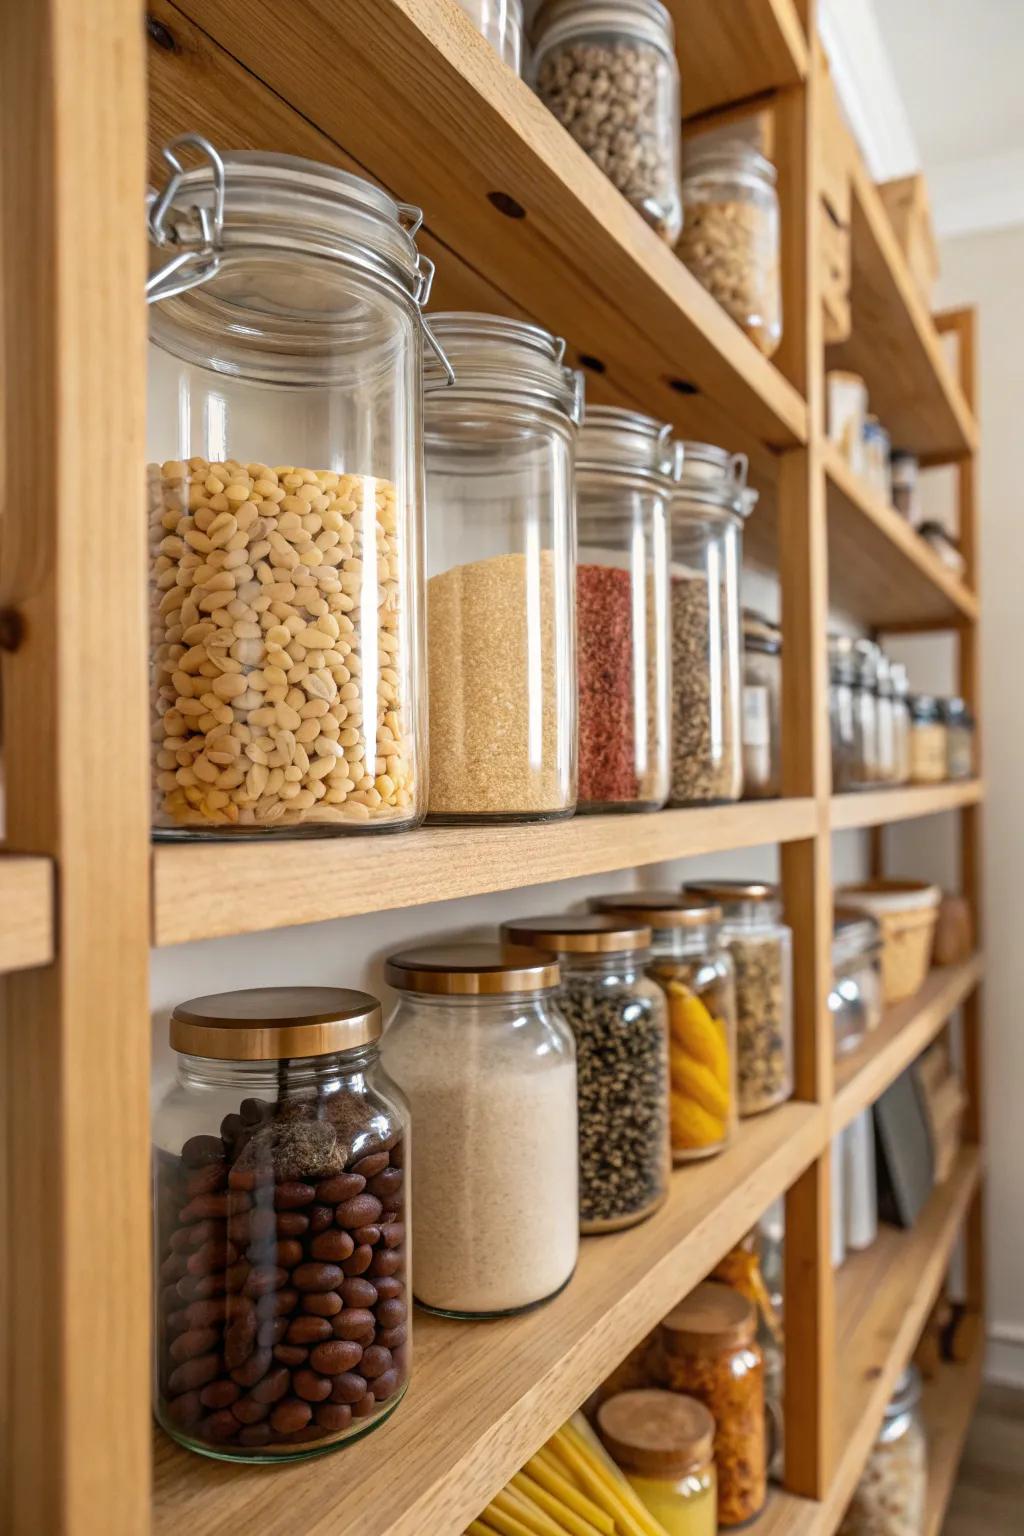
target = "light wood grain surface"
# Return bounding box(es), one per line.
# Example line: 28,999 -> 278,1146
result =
0,855 -> 54,974
668,0 -> 808,120
922,1346 -> 986,1536
830,780 -> 983,831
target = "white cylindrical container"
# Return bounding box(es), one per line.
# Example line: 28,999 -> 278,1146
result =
844,1109 -> 878,1252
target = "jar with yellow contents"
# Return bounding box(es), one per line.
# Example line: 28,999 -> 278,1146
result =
590,891 -> 737,1161
597,1389 -> 717,1536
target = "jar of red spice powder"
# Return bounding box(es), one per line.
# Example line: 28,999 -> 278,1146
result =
576,405 -> 675,812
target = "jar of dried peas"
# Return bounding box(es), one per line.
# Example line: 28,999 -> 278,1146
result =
146,135 -> 443,838
590,891 -> 737,1162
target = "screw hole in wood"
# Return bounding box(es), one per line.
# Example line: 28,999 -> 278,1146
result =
487,192 -> 526,219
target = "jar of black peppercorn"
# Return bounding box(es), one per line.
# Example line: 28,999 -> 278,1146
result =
153,987 -> 410,1462
501,914 -> 671,1233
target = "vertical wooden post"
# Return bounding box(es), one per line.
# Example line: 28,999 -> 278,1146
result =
0,2 -> 151,1533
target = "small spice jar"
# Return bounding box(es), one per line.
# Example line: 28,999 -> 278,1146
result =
890,451 -> 919,523
575,406 -> 674,811
891,663 -> 911,785
677,141 -> 782,358
874,654 -> 898,785
831,909 -> 884,1056
853,640 -> 880,786
685,880 -> 793,1117
838,1369 -> 926,1536
152,986 -> 410,1461
532,0 -> 683,241
590,891 -> 737,1162
381,943 -> 578,1317
456,0 -> 524,71
908,695 -> 947,783
668,444 -> 752,805
597,1390 -> 717,1536
943,697 -> 976,780
502,914 -> 670,1233
657,1282 -> 767,1527
741,609 -> 781,798
829,634 -> 859,793
423,314 -> 583,822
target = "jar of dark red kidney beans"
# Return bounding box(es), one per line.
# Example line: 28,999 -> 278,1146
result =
153,987 -> 410,1462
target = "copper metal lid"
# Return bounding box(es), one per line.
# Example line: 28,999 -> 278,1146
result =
384,942 -> 559,995
590,890 -> 724,928
170,986 -> 382,1061
662,1281 -> 757,1353
500,914 -> 653,955
597,1390 -> 715,1480
684,879 -> 777,904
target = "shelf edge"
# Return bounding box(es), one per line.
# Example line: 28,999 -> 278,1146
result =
830,780 -> 982,831
0,853 -> 55,974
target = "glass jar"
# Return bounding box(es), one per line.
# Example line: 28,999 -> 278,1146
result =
668,444 -> 751,805
597,1390 -> 717,1536
456,0 -> 523,70
657,1282 -> 767,1527
575,406 -> 674,811
838,1370 -> 926,1536
862,415 -> 892,504
853,640 -> 880,787
891,663 -> 911,785
532,0 -> 683,241
381,943 -> 578,1316
829,635 -> 858,793
684,880 -> 793,1117
677,142 -> 782,359
741,610 -> 781,799
147,138 -> 436,838
943,698 -> 976,780
909,695 -> 947,783
501,914 -> 670,1233
153,986 -> 410,1461
422,313 -> 582,821
590,891 -> 737,1162
874,654 -> 897,786
831,909 -> 884,1056
711,1230 -> 785,1483
890,451 -> 919,523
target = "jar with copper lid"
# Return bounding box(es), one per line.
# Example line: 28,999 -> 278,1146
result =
153,986 -> 410,1462
589,891 -> 737,1163
597,1390 -> 717,1536
501,914 -> 670,1233
381,943 -> 578,1317
656,1281 -> 766,1526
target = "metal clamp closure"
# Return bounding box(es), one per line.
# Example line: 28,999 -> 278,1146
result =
147,134 -> 226,305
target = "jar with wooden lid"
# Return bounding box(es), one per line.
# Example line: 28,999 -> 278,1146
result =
502,914 -> 670,1233
153,986 -> 410,1461
943,697 -> 976,780
381,943 -> 578,1317
656,1282 -> 767,1526
597,1390 -> 717,1536
589,891 -> 737,1162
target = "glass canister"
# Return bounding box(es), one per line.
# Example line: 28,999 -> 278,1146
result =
422,313 -> 582,821
147,137 -> 437,838
908,695 -> 947,784
381,943 -> 578,1316
852,640 -> 880,787
831,909 -> 884,1056
657,1282 -> 767,1527
711,1229 -> 785,1482
875,654 -> 897,786
456,0 -> 524,71
838,1369 -> 926,1536
943,698 -> 976,780
677,142 -> 782,359
153,986 -> 410,1461
532,0 -> 683,241
685,880 -> 793,1117
575,406 -> 673,811
501,915 -> 670,1233
597,1390 -> 717,1536
891,663 -> 911,784
668,444 -> 750,805
829,634 -> 858,792
741,609 -> 781,799
590,891 -> 737,1162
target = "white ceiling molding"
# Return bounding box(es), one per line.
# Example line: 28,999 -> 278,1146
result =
929,148 -> 1024,240
818,0 -> 920,182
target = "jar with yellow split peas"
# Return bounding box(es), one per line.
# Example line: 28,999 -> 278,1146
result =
590,891 -> 737,1161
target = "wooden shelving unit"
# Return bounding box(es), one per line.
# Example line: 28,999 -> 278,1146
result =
921,1346 -> 986,1536
1,4 -> 986,1535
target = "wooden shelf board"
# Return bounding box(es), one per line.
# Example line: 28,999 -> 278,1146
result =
153,796 -> 818,947
159,0 -> 807,451
828,159 -> 978,462
833,956 -> 983,1133
153,1102 -> 826,1536
0,854 -> 55,974
670,0 -> 808,120
824,444 -> 979,626
830,780 -> 982,832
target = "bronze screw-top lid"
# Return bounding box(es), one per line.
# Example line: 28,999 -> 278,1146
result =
170,986 -> 382,1061
590,890 -> 724,928
661,1281 -> 757,1354
384,941 -> 560,995
500,913 -> 653,955
683,879 -> 777,905
597,1389 -> 716,1479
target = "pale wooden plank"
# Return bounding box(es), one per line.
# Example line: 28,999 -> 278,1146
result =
0,856 -> 55,974
921,1344 -> 985,1536
830,780 -> 983,832
669,0 -> 808,120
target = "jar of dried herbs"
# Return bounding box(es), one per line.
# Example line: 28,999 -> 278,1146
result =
590,892 -> 737,1162
502,914 -> 670,1233
685,881 -> 793,1117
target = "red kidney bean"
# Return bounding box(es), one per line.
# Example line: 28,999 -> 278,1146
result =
185,1298 -> 227,1328
227,1165 -> 267,1192
182,1134 -> 226,1169
341,1245 -> 373,1277
238,1423 -> 273,1447
187,1239 -> 238,1277
309,1340 -> 363,1375
250,1366 -> 291,1404
372,1369 -> 400,1402
352,1392 -> 377,1418
380,1222 -> 405,1250
269,1399 -> 311,1435
293,1262 -> 343,1293
287,1315 -> 333,1346
390,1140 -> 405,1169
160,1252 -> 187,1284
224,1261 -> 251,1294
334,1194 -> 383,1229
260,1239 -> 302,1269
340,1278 -> 378,1309
170,1327 -> 219,1365
329,1371 -> 368,1405
244,1266 -> 288,1298
168,1354 -> 221,1394
377,1325 -> 407,1351
245,1207 -> 277,1244
255,1288 -> 298,1320
186,1163 -> 228,1199
359,1346 -> 392,1380
166,1390 -> 203,1428
366,1168 -> 403,1203
226,1189 -> 253,1214
293,1369 -> 332,1403
376,1297 -> 407,1329
231,1396 -> 271,1425
224,1294 -> 256,1323
273,1344 -> 309,1368
276,1211 -> 309,1238
166,1309 -> 188,1336
169,1228 -> 194,1254
303,1292 -> 343,1318
224,1314 -> 258,1370
350,1152 -> 389,1178
369,1247 -> 403,1278
186,1218 -> 225,1249
200,1380 -> 240,1410
315,1402 -> 353,1432
316,1173 -> 365,1203
307,1204 -> 335,1236
257,1317 -> 289,1348
179,1192 -> 232,1223
353,1225 -> 381,1247
202,1410 -> 240,1442
229,1347 -> 273,1389
332,1308 -> 375,1343
274,1182 -> 315,1210
310,1230 -> 354,1263
373,1275 -> 403,1302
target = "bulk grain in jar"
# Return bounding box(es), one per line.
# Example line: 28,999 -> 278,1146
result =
597,1390 -> 717,1536
422,314 -> 581,821
502,915 -> 670,1232
838,1369 -> 926,1536
575,406 -> 673,811
147,138 -> 437,837
532,0 -> 682,240
153,987 -> 410,1461
381,944 -> 578,1316
668,444 -> 751,805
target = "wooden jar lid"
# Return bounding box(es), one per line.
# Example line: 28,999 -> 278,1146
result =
661,1281 -> 757,1353
597,1389 -> 715,1479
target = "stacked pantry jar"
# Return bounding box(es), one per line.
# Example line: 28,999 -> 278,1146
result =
153,987 -> 410,1460
147,137 -> 437,836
